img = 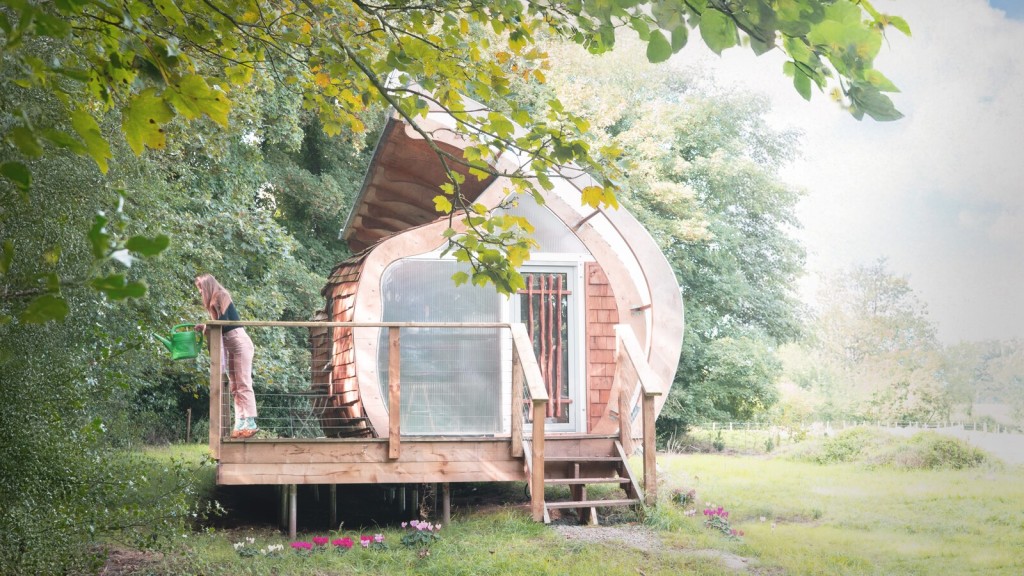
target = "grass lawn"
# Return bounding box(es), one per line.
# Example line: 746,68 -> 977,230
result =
657,453 -> 1024,575
131,438 -> 1024,576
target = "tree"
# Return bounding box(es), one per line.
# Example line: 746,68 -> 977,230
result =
801,259 -> 946,422
517,39 -> 805,430
1,0 -> 909,318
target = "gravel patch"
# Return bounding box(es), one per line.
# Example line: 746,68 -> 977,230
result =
551,523 -> 662,553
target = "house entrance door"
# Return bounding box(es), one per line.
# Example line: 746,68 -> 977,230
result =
515,267 -> 580,432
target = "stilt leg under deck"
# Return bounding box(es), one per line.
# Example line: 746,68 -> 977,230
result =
288,484 -> 297,540
329,484 -> 337,529
442,482 -> 451,526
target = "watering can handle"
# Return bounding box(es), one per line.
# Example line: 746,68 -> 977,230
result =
172,323 -> 203,346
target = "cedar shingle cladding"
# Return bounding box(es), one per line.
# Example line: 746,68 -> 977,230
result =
585,262 -> 619,433
319,252 -> 373,437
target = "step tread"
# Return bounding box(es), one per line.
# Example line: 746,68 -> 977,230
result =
545,456 -> 621,462
544,477 -> 625,485
545,499 -> 640,509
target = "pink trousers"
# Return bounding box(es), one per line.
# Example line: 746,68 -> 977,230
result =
224,328 -> 257,418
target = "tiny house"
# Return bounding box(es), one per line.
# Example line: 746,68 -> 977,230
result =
206,102 -> 683,529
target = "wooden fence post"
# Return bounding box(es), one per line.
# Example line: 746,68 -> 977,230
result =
388,327 -> 401,459
208,325 -> 223,459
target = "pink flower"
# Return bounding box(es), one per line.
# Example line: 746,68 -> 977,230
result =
332,537 -> 354,549
312,536 -> 329,546
434,524 -> 441,532
360,535 -> 371,548
290,541 -> 312,550
373,533 -> 385,544
401,521 -> 408,528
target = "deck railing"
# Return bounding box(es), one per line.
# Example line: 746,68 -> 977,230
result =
205,321 -> 550,461
612,324 -> 662,505
205,320 -> 657,512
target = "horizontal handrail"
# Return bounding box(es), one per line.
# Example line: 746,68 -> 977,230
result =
206,320 -> 513,329
614,324 -> 662,397
510,323 -> 549,403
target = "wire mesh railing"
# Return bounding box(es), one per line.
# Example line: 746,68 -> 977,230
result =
205,321 -> 542,445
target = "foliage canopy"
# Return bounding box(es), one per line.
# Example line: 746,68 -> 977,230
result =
1,0 -> 908,316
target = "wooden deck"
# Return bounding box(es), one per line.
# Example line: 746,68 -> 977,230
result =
205,320 -> 662,528
217,437 -> 526,485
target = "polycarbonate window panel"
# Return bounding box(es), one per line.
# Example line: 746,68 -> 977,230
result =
498,194 -> 588,254
378,259 -> 503,435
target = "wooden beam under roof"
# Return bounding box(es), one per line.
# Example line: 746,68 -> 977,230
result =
341,116 -> 497,251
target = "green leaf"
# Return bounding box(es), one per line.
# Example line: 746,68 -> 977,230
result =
121,88 -> 174,155
646,30 -> 672,63
848,83 -> 903,122
167,75 -> 231,126
452,271 -> 469,286
699,9 -> 738,55
887,15 -> 911,36
10,126 -> 43,157
41,129 -> 87,155
671,25 -> 688,52
91,273 -> 147,300
793,69 -> 812,100
153,0 -> 185,26
863,69 -> 899,92
1,161 -> 31,194
21,294 -> 69,323
124,234 -> 170,256
581,185 -> 604,208
71,110 -> 112,173
433,195 -> 453,213
88,214 -> 110,258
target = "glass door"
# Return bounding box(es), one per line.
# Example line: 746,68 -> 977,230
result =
515,267 -> 580,431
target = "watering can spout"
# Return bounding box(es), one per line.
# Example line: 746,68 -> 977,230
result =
154,333 -> 173,351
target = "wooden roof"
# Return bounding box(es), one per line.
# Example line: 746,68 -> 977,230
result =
341,117 -> 498,253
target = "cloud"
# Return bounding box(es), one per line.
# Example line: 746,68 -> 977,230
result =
677,0 -> 1024,342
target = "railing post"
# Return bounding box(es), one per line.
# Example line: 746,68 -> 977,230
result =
511,343 -> 524,458
531,399 -> 546,522
388,327 -> 401,459
642,393 -> 656,505
618,385 -> 633,455
208,325 -> 223,459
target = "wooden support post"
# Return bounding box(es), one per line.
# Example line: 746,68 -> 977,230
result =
412,485 -> 419,516
642,393 -> 657,505
511,346 -> 524,458
186,408 -> 192,444
398,485 -> 406,513
278,486 -> 287,531
388,327 -> 401,459
288,484 -> 297,540
531,401 -> 545,522
329,484 -> 337,529
619,386 -> 633,455
208,325 -> 223,459
442,482 -> 451,526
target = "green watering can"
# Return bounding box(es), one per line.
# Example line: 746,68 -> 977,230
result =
154,324 -> 203,360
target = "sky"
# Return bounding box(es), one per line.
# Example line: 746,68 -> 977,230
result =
681,0 -> 1024,344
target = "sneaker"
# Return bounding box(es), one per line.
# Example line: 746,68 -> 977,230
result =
237,428 -> 257,439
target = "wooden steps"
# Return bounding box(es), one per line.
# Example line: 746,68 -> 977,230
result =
544,477 -> 627,485
544,498 -> 639,510
532,437 -> 644,524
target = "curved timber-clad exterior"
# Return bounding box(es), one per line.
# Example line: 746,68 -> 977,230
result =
321,109 -> 683,439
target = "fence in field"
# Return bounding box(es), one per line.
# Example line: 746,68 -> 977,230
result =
674,419 -> 1023,458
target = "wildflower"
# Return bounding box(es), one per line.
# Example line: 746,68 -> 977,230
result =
233,542 -> 245,550
401,521 -> 409,528
373,533 -> 385,544
760,516 -> 766,522
332,537 -> 354,549
360,535 -> 372,548
312,536 -> 329,546
291,541 -> 312,551
246,537 -> 255,544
